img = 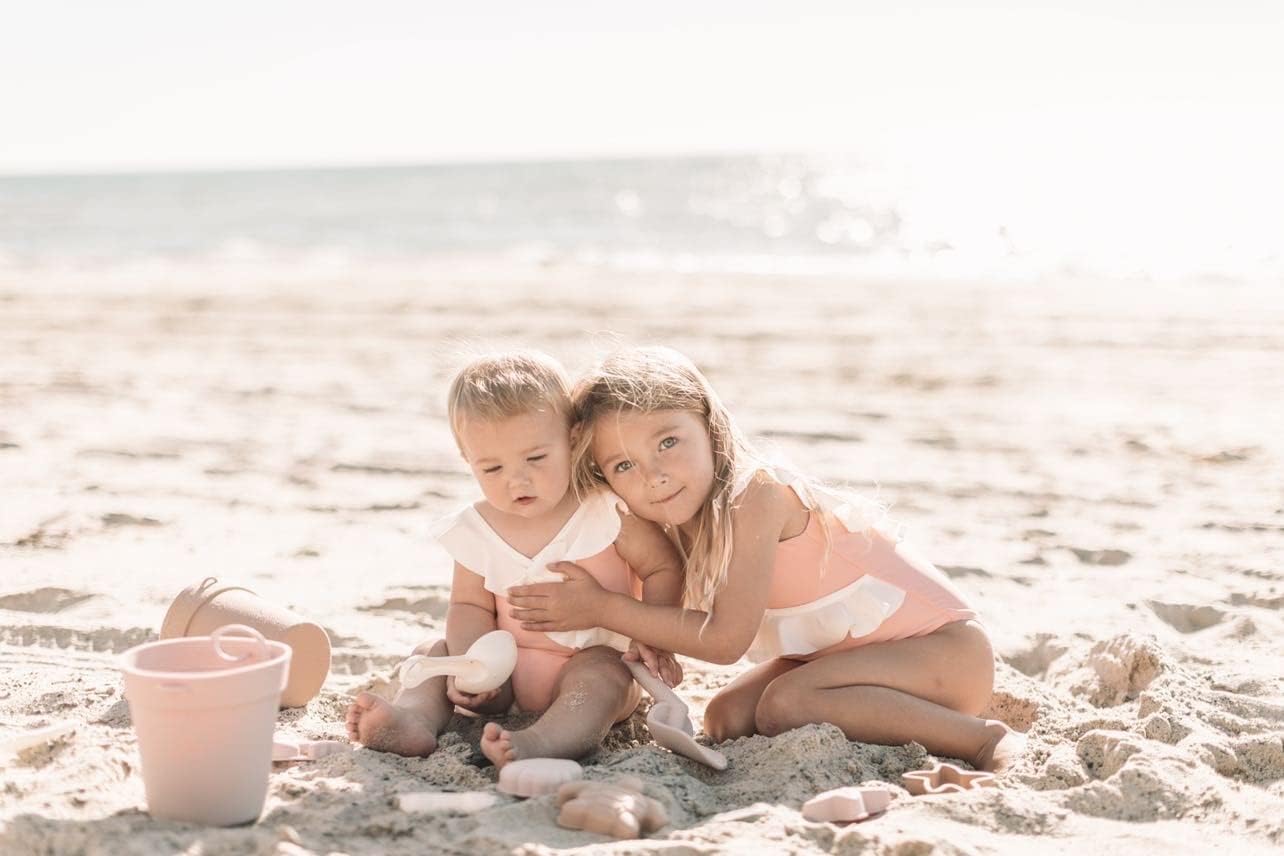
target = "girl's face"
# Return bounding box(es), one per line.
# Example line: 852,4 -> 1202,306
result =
591,409 -> 715,529
457,408 -> 572,519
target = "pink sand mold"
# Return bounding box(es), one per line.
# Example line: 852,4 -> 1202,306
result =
901,762 -> 997,796
624,660 -> 728,770
398,791 -> 499,813
497,757 -> 584,798
120,624 -> 291,826
801,786 -> 892,823
556,776 -> 668,839
161,577 -> 331,708
399,630 -> 518,694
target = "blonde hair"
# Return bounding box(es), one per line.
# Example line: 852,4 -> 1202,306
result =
447,350 -> 572,443
572,346 -> 887,612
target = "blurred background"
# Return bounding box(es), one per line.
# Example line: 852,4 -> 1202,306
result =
3,0 -> 1282,285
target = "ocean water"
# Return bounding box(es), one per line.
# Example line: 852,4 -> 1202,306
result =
1,153 -> 1279,285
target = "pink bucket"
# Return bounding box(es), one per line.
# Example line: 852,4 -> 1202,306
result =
120,624 -> 291,826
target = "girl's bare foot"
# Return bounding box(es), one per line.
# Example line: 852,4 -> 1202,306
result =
480,721 -> 553,768
345,692 -> 439,758
973,719 -> 1027,773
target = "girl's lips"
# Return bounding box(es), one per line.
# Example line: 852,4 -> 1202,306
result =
655,488 -> 684,505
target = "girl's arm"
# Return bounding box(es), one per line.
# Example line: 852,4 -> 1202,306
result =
611,505 -> 684,609
512,478 -> 792,665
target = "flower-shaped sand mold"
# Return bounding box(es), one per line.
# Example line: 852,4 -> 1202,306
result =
497,758 -> 584,798
901,762 -> 996,795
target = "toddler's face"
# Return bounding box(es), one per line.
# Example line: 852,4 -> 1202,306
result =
457,408 -> 572,519
591,409 -> 715,529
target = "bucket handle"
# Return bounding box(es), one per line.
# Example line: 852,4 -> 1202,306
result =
211,624 -> 271,663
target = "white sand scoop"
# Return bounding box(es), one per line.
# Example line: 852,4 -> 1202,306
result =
398,630 -> 517,693
625,660 -> 728,770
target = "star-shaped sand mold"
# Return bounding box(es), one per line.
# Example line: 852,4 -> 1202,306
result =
900,762 -> 997,796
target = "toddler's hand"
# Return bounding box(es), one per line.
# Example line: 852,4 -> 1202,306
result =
445,676 -> 501,711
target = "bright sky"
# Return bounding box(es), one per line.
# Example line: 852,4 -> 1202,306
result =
2,0 -> 1281,174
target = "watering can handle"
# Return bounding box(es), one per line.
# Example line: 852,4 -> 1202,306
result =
211,624 -> 271,663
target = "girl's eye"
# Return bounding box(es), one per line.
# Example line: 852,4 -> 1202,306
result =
659,436 -> 677,451
527,454 -> 547,463
613,460 -> 634,475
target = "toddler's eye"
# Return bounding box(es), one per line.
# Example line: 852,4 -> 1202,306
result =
613,460 -> 634,475
527,454 -> 547,463
659,436 -> 677,450
481,465 -> 502,474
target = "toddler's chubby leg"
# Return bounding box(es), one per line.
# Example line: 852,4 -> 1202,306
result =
346,638 -> 511,758
481,646 -> 640,768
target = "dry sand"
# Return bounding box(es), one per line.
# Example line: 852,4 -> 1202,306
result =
2,266 -> 1282,854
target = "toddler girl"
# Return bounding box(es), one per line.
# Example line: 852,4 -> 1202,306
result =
346,350 -> 683,767
507,346 -> 1025,772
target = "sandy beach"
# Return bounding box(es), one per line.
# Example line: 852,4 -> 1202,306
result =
2,265 -> 1282,854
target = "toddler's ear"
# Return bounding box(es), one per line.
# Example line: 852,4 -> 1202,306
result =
568,422 -> 583,446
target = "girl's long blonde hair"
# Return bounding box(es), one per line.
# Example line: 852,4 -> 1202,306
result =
571,346 -> 884,612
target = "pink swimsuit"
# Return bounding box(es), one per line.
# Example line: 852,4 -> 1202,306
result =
742,470 -> 978,663
432,491 -> 641,712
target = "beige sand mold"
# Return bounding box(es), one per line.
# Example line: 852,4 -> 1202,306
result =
802,785 -> 892,822
901,762 -> 997,795
397,791 -> 499,813
497,757 -> 584,798
272,735 -> 351,761
556,776 -> 668,839
161,576 -> 331,708
120,624 -> 291,826
625,660 -> 728,770
399,630 -> 517,694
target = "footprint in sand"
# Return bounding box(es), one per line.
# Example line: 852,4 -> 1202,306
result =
1067,547 -> 1132,566
0,623 -> 152,653
1146,601 -> 1226,633
1003,633 -> 1071,678
358,589 -> 451,620
0,588 -> 97,613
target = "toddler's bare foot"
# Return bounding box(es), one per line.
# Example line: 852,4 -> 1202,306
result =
480,721 -> 552,769
974,719 -> 1027,773
346,692 -> 439,758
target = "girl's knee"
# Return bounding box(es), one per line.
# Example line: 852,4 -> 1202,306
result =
703,690 -> 756,743
754,677 -> 805,737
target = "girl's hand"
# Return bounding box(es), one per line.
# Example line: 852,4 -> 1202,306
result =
445,676 -> 501,710
507,562 -> 607,632
624,641 -> 684,688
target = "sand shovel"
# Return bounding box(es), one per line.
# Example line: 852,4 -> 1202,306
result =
625,660 -> 728,770
398,630 -> 517,694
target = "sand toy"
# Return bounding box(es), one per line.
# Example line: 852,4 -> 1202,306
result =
801,785 -> 892,822
398,630 -> 517,694
497,757 -> 583,797
556,776 -> 668,839
0,721 -> 76,762
901,761 -> 997,795
625,660 -> 728,770
397,791 -> 499,813
119,624 -> 290,826
161,577 -> 330,708
271,735 -> 351,761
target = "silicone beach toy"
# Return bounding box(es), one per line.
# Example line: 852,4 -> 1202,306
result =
556,777 -> 668,839
272,735 -> 351,762
0,721 -> 76,762
119,624 -> 291,826
160,577 -> 331,708
802,785 -> 892,822
398,630 -> 518,694
497,757 -> 584,797
901,762 -> 997,795
397,791 -> 499,814
625,660 -> 728,770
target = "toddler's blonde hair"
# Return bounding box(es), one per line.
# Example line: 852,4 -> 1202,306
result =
447,350 -> 573,444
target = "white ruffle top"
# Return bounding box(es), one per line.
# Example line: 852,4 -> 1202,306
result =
431,490 -> 634,652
